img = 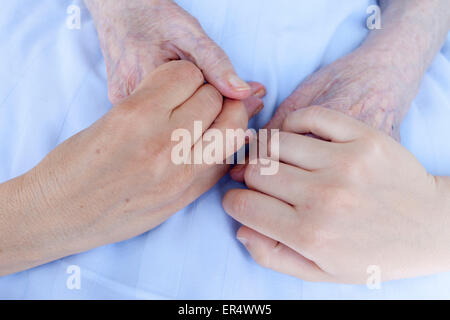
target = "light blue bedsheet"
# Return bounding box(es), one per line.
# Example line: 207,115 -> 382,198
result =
0,0 -> 449,299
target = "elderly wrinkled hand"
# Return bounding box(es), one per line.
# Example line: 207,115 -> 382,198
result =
265,48 -> 414,141
265,0 -> 450,142
85,0 -> 259,104
224,106 -> 450,283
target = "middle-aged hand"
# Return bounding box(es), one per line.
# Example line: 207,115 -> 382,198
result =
0,61 -> 264,275
223,106 -> 450,283
84,0 -> 257,105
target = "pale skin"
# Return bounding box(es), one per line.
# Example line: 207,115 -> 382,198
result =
83,0 -> 262,104
1,0 -> 450,284
224,106 -> 450,283
226,0 -> 450,283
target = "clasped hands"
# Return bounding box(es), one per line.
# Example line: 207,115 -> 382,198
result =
19,58 -> 448,283
4,0 -> 450,282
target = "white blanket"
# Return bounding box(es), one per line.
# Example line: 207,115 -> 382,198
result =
0,0 -> 449,299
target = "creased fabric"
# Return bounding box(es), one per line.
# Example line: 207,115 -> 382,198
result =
0,0 -> 449,299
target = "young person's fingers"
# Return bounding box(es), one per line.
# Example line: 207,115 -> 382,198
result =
223,189 -> 298,246
282,106 -> 367,142
193,98 -> 262,169
125,60 -> 205,113
170,84 -> 223,142
237,226 -> 329,282
230,163 -> 247,182
244,161 -> 312,205
277,132 -> 341,170
241,81 -> 266,117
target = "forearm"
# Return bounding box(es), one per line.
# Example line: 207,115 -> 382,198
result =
0,169 -> 86,276
360,0 -> 450,118
84,0 -> 163,31
373,0 -> 450,75
0,173 -> 55,275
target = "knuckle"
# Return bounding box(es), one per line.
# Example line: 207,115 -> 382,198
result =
279,107 -> 300,131
167,60 -> 204,84
304,106 -> 325,130
362,132 -> 384,157
225,190 -> 251,217
277,131 -> 290,147
305,105 -> 325,119
280,117 -> 291,132
252,250 -> 271,269
339,133 -> 383,179
201,84 -> 223,111
179,60 -> 204,82
296,222 -> 332,253
244,163 -> 261,185
224,100 -> 247,127
320,185 -> 357,214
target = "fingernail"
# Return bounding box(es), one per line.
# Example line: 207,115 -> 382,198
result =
253,88 -> 266,99
243,96 -> 263,118
231,164 -> 245,174
252,101 -> 264,117
237,237 -> 248,246
228,75 -> 251,91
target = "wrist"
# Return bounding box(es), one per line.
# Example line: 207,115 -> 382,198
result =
353,43 -> 423,103
0,172 -> 58,275
432,176 -> 450,270
340,46 -> 419,132
84,0 -> 171,30
361,0 -> 449,81
0,165 -> 84,275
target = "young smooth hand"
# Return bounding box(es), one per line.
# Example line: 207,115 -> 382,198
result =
224,106 -> 450,283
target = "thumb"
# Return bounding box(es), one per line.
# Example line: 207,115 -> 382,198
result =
175,35 -> 252,100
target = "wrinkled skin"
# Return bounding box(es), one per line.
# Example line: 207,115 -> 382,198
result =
85,0 -> 258,104
266,48 -> 419,141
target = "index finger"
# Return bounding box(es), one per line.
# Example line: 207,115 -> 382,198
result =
282,106 -> 367,142
123,60 -> 205,114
